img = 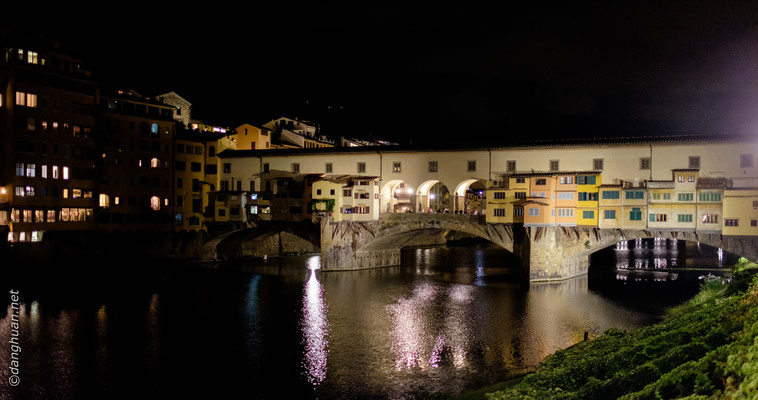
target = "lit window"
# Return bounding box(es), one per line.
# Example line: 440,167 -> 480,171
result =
26,93 -> 37,108
52,122 -> 58,131
150,196 -> 160,211
72,189 -> 81,199
61,208 -> 70,222
114,197 -> 120,205
42,121 -> 48,130
151,158 -> 159,168
15,92 -> 25,106
25,164 -> 35,177
27,51 -> 38,64
63,189 -> 69,198
62,166 -> 69,180
47,210 -> 55,222
52,166 -> 59,179
99,194 -> 110,208
164,198 -> 169,206
151,123 -> 159,135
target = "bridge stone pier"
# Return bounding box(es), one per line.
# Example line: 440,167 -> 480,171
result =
320,214 -> 758,281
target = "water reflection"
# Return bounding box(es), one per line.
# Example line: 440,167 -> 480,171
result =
0,243 -> 730,400
301,261 -> 329,386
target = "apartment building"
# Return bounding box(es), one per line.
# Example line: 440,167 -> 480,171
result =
1,36 -> 98,242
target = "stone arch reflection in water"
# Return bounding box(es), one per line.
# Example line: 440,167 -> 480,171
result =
301,256 -> 329,386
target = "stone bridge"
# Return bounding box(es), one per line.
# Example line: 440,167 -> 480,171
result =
321,214 -> 758,281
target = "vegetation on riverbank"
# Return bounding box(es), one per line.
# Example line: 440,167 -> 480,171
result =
486,258 -> 758,399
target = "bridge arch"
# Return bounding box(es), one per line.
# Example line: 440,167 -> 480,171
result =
381,180 -> 415,213
453,179 -> 487,214
416,180 -> 452,213
320,214 -> 522,271
527,227 -> 757,281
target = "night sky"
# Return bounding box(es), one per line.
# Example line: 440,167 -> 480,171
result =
10,3 -> 758,144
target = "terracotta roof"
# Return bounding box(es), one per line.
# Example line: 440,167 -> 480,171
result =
697,177 -> 730,189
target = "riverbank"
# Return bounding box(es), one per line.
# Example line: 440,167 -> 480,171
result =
481,257 -> 758,399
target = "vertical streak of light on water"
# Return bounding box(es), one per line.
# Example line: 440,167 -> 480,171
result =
302,256 -> 329,386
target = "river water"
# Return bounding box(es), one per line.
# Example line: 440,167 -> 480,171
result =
0,239 -> 736,399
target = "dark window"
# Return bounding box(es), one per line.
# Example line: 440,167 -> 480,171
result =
467,160 -> 476,172
209,146 -> 216,157
177,178 -> 183,188
263,163 -> 270,173
640,157 -> 650,170
190,162 -> 201,172
175,161 -> 186,171
192,199 -> 202,213
393,162 -> 401,173
223,163 -> 231,173
535,179 -> 546,185
206,164 -> 217,174
689,156 -> 700,169
357,162 -> 365,173
326,163 -> 333,173
549,160 -> 559,171
428,161 -> 438,172
177,196 -> 183,207
192,179 -> 200,192
593,158 -> 603,170
741,154 -> 754,168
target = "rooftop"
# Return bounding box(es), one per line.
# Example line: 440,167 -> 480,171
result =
218,134 -> 751,158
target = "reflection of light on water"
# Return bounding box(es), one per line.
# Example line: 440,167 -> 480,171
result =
301,267 -> 329,386
429,335 -> 444,368
718,248 -> 724,267
388,282 -> 475,371
389,282 -> 437,370
447,285 -> 473,369
474,250 -> 485,286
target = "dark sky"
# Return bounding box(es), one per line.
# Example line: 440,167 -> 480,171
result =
12,3 -> 758,144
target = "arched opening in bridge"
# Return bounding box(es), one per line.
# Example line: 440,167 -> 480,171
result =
381,180 -> 415,213
583,237 -> 742,306
453,179 -> 487,214
415,180 -> 451,213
